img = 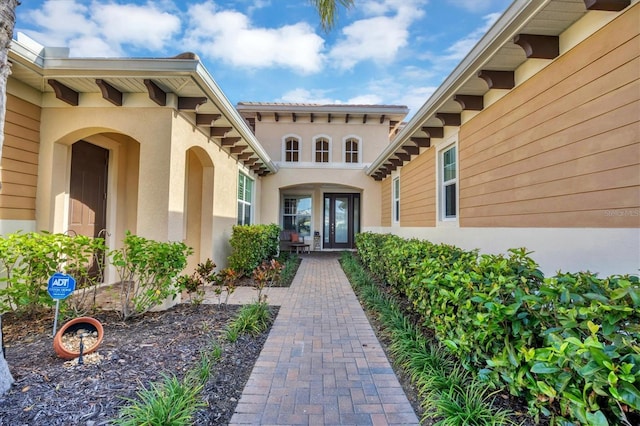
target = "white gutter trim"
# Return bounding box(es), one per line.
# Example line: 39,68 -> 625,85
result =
237,103 -> 410,116
366,0 -> 552,175
194,63 -> 278,173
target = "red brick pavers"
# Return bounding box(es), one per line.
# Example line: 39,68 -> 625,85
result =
229,254 -> 420,425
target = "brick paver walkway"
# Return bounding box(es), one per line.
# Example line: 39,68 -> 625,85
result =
229,254 -> 420,425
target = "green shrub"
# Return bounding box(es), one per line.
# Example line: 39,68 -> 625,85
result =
227,224 -> 280,275
110,231 -> 192,320
225,301 -> 272,341
0,231 -> 106,316
354,233 -> 640,425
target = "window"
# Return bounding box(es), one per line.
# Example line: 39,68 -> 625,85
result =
237,173 -> 253,225
393,176 -> 400,223
315,138 -> 330,163
284,137 -> 299,162
441,145 -> 457,220
345,138 -> 359,163
283,196 -> 312,237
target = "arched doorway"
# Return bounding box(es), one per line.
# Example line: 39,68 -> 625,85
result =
184,148 -> 214,271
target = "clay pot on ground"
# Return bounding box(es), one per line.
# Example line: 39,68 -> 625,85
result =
53,316 -> 104,360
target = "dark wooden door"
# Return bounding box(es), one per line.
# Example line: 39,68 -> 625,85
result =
323,193 -> 360,249
69,141 -> 109,238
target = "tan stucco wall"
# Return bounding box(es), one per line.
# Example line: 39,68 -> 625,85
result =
458,5 -> 640,228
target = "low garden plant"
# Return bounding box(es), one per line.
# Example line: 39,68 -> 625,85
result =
110,231 -> 192,320
354,232 -> 640,425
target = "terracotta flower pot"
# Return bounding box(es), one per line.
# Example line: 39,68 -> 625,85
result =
53,316 -> 104,360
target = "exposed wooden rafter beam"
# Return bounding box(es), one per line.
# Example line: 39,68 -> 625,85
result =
389,158 -> 402,167
95,79 -> 122,106
436,113 -> 461,126
143,79 -> 166,106
196,114 -> 222,126
379,114 -> 385,124
363,114 -> 368,124
410,137 -> 430,147
396,152 -> 411,161
236,152 -> 252,160
477,70 -> 515,89
345,114 -> 350,123
221,137 -> 241,146
401,145 -> 419,155
178,97 -> 208,111
328,113 -> 332,123
514,34 -> 559,59
310,113 -> 314,123
47,79 -> 78,106
453,95 -> 483,111
210,126 -> 232,137
292,112 -> 297,122
583,0 -> 629,10
230,145 -> 248,154
256,112 -> 262,121
421,127 -> 444,138
274,112 -> 279,122
244,158 -> 257,166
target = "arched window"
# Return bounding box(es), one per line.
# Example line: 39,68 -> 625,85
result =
315,137 -> 330,163
345,138 -> 359,163
284,136 -> 300,162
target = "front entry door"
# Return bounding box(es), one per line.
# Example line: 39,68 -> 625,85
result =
69,141 -> 109,277
323,193 -> 360,249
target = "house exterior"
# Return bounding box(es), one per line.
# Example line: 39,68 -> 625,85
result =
1,0 -> 638,282
237,103 -> 407,250
367,0 -> 639,276
2,33 -> 276,282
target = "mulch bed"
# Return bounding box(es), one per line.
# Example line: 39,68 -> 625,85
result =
0,304 -> 275,425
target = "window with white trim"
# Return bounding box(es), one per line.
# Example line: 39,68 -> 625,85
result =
237,173 -> 253,225
284,137 -> 300,162
315,137 -> 330,163
283,196 -> 311,237
393,176 -> 400,223
345,138 -> 359,163
440,145 -> 457,220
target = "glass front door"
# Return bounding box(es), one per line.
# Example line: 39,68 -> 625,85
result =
323,193 -> 360,249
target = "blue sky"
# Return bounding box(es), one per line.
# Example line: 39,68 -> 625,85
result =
15,0 -> 512,117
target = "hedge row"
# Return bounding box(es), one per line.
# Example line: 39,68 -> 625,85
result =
355,232 -> 639,425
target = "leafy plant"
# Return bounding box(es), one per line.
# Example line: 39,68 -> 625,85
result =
177,259 -> 217,306
0,231 -> 106,317
227,224 -> 280,275
252,259 -> 283,303
225,301 -> 272,341
110,232 -> 192,320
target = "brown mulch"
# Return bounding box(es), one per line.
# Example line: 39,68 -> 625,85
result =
0,304 -> 275,426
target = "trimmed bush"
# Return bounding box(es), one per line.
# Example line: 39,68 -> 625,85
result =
227,224 -> 280,275
355,232 -> 639,425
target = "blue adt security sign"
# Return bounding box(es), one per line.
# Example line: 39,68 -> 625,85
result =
47,273 -> 76,300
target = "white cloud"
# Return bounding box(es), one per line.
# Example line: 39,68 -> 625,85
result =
184,3 -> 325,74
20,0 -> 181,57
92,2 -> 181,51
347,94 -> 384,104
277,88 -> 338,104
441,12 -> 501,61
328,0 -> 427,70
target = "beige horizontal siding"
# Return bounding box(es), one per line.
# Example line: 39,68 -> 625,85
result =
1,94 -> 40,221
400,148 -> 436,227
459,6 -> 639,228
381,176 -> 391,227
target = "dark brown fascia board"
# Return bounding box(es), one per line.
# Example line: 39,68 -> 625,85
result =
210,126 -> 232,137
410,137 -> 430,148
421,127 -> 444,138
143,79 -> 166,106
477,70 -> 515,90
221,137 -> 241,146
513,34 -> 559,59
178,97 -> 208,111
196,114 -> 222,126
230,145 -> 248,154
453,95 -> 483,111
95,79 -> 122,106
436,113 -> 461,127
48,79 -> 79,106
583,0 -> 630,10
